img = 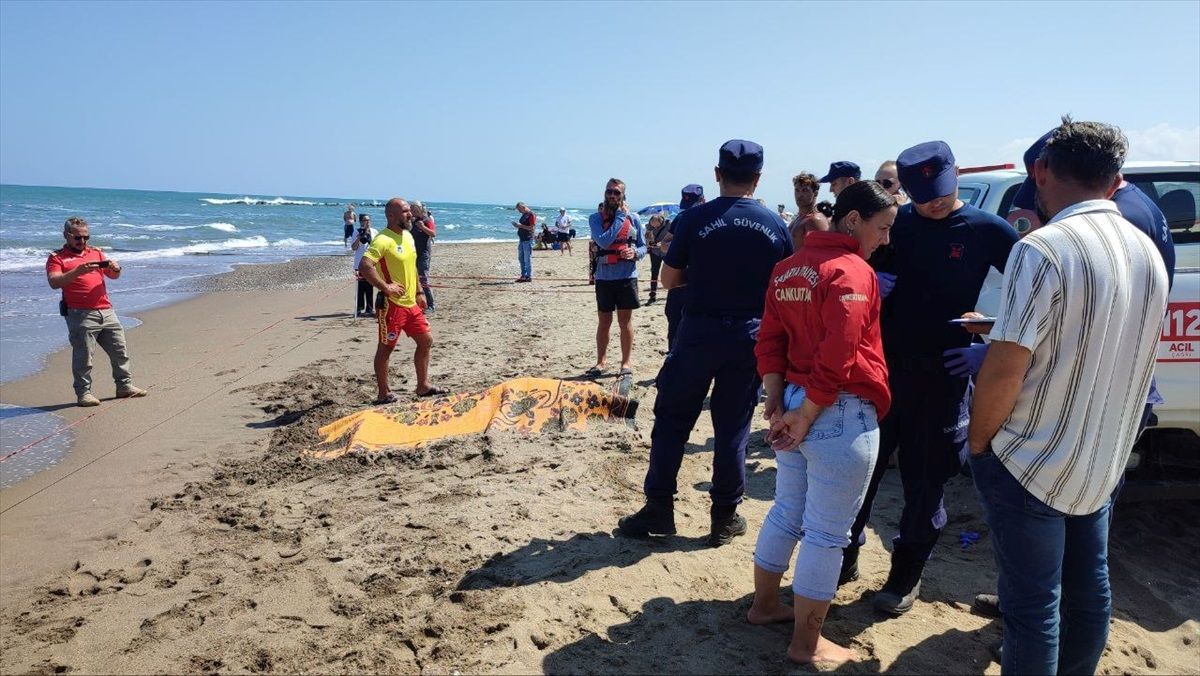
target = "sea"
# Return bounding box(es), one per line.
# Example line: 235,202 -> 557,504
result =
0,184 -> 590,487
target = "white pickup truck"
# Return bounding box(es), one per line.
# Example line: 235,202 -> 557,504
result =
961,161 -> 1200,496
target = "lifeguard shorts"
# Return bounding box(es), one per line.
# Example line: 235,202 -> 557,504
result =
377,302 -> 430,347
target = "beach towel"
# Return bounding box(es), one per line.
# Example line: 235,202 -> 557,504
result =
306,377 -> 637,459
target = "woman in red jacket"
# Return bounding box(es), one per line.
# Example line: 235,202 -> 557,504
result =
747,180 -> 897,665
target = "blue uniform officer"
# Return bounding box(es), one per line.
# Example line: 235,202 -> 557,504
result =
617,140 -> 793,547
848,141 -> 1019,615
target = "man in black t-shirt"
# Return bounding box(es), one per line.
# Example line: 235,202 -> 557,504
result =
512,202 -> 535,282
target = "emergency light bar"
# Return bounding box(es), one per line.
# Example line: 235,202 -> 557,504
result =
958,163 -> 1017,175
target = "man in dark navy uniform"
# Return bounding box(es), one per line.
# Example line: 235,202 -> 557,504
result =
847,141 -> 1019,614
662,184 -> 705,351
819,161 -> 862,197
618,140 -> 793,547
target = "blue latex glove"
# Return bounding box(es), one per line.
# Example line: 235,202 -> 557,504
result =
877,272 -> 897,298
943,343 -> 989,377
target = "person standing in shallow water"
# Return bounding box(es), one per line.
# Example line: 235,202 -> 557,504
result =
343,203 -> 356,246
747,181 -> 896,666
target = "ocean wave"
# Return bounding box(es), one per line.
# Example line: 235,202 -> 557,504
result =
442,224 -> 459,230
272,237 -> 311,247
199,196 -> 340,207
0,247 -> 51,272
116,235 -> 270,261
114,222 -> 239,233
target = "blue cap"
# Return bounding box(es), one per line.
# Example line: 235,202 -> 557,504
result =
717,139 -> 764,173
897,141 -> 958,203
818,161 -> 861,183
680,184 -> 704,209
1012,130 -> 1054,211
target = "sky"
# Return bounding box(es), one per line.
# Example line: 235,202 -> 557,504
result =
1,0 -> 1198,209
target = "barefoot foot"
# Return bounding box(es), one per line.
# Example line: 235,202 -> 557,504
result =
788,635 -> 857,665
747,603 -> 795,625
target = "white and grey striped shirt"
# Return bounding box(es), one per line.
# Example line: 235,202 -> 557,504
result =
989,199 -> 1168,515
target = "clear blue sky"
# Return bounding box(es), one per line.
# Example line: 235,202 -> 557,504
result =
2,1 -> 1197,209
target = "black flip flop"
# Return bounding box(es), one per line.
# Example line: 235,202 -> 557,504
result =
374,392 -> 399,405
584,366 -> 603,377
618,367 -> 634,377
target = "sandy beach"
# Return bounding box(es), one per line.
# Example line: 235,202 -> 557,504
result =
0,242 -> 1197,675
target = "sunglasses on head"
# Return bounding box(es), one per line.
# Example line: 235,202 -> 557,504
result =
604,189 -> 623,196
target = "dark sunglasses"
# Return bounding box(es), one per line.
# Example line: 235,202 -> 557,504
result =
878,178 -> 895,189
604,189 -> 623,196
71,235 -> 90,241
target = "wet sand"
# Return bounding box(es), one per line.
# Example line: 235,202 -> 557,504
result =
1,243 -> 1197,674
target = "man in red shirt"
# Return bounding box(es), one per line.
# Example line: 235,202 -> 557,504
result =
45,217 -> 147,406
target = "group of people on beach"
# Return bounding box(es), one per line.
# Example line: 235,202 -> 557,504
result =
573,124 -> 1170,673
44,118 -> 1173,675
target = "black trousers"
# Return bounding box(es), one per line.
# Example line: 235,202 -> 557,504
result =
356,279 -> 375,313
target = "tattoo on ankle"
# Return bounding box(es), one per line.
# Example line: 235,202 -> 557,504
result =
807,611 -> 824,631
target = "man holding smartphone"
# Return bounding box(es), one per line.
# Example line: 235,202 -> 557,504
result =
45,217 -> 146,407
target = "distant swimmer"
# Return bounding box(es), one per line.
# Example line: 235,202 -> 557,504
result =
343,204 -> 356,246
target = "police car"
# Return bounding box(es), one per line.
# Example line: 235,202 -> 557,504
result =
961,161 -> 1200,495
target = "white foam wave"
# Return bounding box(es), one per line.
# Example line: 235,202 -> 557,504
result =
200,196 -> 337,206
113,236 -> 271,262
114,222 -> 239,233
0,247 -> 51,272
442,223 -> 459,230
272,237 -> 310,247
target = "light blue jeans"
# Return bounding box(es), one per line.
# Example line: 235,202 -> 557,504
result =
517,240 -> 532,278
753,384 -> 879,601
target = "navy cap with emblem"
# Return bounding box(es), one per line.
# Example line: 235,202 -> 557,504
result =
680,183 -> 704,209
717,139 -> 764,173
897,141 -> 958,204
818,161 -> 861,183
1012,130 -> 1055,211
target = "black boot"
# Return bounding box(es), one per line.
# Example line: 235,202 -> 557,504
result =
708,504 -> 747,547
617,499 -> 676,537
873,550 -> 925,615
973,592 -> 1002,618
838,545 -> 861,586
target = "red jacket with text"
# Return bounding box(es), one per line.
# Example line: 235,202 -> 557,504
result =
755,231 -> 891,417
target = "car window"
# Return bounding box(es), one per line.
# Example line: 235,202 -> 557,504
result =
1128,172 -> 1200,245
997,183 -> 1022,218
958,185 -> 982,207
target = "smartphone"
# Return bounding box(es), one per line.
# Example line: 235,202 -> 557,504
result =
96,260 -> 111,268
949,317 -> 995,325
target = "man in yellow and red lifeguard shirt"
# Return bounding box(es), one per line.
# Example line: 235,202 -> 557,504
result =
359,198 -> 446,404
45,217 -> 147,407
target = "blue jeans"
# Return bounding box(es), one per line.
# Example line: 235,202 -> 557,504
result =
753,385 -> 878,601
517,240 -> 532,278
970,451 -> 1112,676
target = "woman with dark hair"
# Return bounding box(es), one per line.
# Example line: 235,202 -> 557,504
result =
748,180 -> 897,665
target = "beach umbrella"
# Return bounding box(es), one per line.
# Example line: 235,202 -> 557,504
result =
636,202 -> 680,219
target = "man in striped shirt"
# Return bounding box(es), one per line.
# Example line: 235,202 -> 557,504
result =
967,117 -> 1169,676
